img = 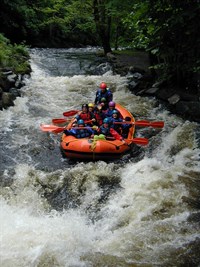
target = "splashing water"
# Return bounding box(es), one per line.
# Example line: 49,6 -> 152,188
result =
0,48 -> 200,267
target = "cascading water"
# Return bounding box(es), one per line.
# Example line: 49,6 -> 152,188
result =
0,48 -> 200,267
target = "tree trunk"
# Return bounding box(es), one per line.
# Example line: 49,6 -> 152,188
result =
93,0 -> 112,55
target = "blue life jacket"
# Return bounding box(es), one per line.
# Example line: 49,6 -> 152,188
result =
99,125 -> 111,136
95,88 -> 113,105
64,128 -> 93,138
75,128 -> 93,138
110,118 -> 123,132
104,109 -> 114,117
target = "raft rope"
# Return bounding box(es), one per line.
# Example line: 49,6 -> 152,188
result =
90,134 -> 106,151
90,134 -> 128,151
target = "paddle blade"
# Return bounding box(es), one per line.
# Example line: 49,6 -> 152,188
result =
149,121 -> 164,128
129,137 -> 149,146
52,127 -> 65,133
135,120 -> 164,128
63,110 -> 79,117
52,118 -> 70,124
40,124 -> 65,133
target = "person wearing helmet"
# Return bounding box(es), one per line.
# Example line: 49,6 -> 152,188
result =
75,103 -> 95,125
99,97 -> 108,110
110,109 -> 124,134
104,101 -> 123,118
121,116 -> 132,138
97,117 -> 123,140
94,82 -> 113,107
88,103 -> 95,109
64,119 -> 94,138
77,119 -> 85,126
93,104 -> 106,126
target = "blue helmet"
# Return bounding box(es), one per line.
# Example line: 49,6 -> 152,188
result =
77,119 -> 85,126
112,109 -> 119,115
103,118 -> 110,124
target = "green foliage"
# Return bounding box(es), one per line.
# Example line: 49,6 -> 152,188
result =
120,0 -> 200,90
0,33 -> 30,73
146,1 -> 200,88
0,0 -> 199,90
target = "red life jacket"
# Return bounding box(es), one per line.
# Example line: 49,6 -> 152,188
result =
78,112 -> 92,121
94,112 -> 104,126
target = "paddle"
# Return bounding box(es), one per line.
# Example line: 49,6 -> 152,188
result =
106,136 -> 148,146
52,118 -> 93,125
40,124 -> 65,133
114,120 -> 164,128
127,137 -> 148,146
40,124 -> 93,133
63,110 -> 79,117
52,118 -> 71,124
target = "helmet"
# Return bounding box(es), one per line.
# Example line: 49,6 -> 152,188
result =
100,97 -> 106,102
108,101 -> 115,107
112,109 -> 119,115
82,104 -> 88,109
103,118 -> 110,124
100,82 -> 107,89
77,119 -> 85,126
88,103 -> 94,108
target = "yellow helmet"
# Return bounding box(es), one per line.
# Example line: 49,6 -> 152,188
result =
88,103 -> 94,108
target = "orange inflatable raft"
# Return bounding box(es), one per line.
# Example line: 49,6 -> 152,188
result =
60,103 -> 135,161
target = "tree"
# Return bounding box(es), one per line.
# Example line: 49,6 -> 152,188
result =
92,0 -> 112,54
122,0 -> 200,92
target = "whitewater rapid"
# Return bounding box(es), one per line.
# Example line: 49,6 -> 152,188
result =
0,48 -> 200,267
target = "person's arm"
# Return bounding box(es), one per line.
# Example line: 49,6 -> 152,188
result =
110,128 -> 123,140
107,90 -> 113,102
64,129 -> 76,136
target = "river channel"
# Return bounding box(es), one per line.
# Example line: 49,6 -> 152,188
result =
0,47 -> 200,267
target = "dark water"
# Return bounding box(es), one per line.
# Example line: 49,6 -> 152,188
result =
0,48 -> 200,267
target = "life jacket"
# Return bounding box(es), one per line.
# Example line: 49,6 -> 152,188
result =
104,108 -> 114,117
104,108 -> 123,119
95,89 -> 113,105
76,112 -> 92,122
64,129 -> 77,136
122,124 -> 131,138
99,125 -> 112,137
94,112 -> 105,126
110,118 -> 123,133
75,128 -> 93,138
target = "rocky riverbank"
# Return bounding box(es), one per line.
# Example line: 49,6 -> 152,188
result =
0,69 -> 31,110
107,52 -> 200,123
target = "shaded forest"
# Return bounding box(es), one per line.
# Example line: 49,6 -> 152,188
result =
0,0 -> 200,93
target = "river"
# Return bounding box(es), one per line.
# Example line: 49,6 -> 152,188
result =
0,48 -> 200,267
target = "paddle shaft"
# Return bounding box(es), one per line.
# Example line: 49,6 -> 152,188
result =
114,120 -> 164,128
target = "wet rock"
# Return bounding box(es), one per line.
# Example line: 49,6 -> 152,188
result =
7,73 -> 17,84
168,94 -> 180,105
0,69 -> 31,110
155,87 -> 177,101
110,52 -> 200,122
174,101 -> 200,122
145,87 -> 160,95
9,88 -> 21,97
128,80 -> 139,91
2,92 -> 15,109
